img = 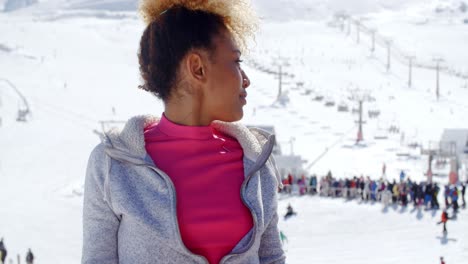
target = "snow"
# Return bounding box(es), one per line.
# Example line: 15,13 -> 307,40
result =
278,195 -> 468,264
251,0 -> 426,21
0,0 -> 467,263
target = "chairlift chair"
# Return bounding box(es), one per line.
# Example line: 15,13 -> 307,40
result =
374,130 -> 388,140
324,99 -> 335,107
337,103 -> 349,112
368,109 -> 381,118
16,109 -> 29,122
313,95 -> 324,101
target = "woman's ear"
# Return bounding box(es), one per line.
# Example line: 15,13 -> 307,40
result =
173,51 -> 207,98
185,51 -> 207,83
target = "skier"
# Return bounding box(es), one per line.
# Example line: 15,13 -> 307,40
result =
432,183 -> 440,209
370,180 -> 377,201
392,181 -> 399,204
25,249 -> 34,264
287,173 -> 293,194
381,189 -> 392,206
309,175 -> 317,194
461,182 -> 466,208
440,256 -> 446,264
0,238 -> 7,264
399,170 -> 405,182
437,210 -> 450,233
359,177 -> 365,200
363,178 -> 370,201
452,187 -> 459,212
444,185 -> 450,208
287,173 -> 293,186
298,177 -> 306,196
424,183 -> 433,209
400,182 -> 408,206
284,204 -> 297,220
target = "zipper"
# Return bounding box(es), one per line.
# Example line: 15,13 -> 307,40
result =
144,164 -> 210,264
219,137 -> 276,264
219,170 -> 259,264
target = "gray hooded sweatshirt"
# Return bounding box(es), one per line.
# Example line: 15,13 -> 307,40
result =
82,115 -> 286,264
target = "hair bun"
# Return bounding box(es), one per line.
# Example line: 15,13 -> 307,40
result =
138,0 -> 258,50
139,0 -> 212,25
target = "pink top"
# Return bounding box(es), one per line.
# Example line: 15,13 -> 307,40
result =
144,114 -> 253,264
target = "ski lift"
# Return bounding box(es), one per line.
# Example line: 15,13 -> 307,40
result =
313,94 -> 324,101
395,150 -> 410,157
374,134 -> 388,140
373,119 -> 389,140
324,98 -> 335,107
1,79 -> 31,122
374,129 -> 389,140
407,142 -> 420,149
388,125 -> 400,134
16,109 -> 29,122
337,102 -> 349,112
368,109 -> 380,118
301,89 -> 313,96
367,102 -> 380,118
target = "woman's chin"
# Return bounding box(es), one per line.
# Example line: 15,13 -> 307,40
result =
216,111 -> 243,123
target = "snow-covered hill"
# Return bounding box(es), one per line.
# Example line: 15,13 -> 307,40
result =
278,195 -> 468,264
252,0 -> 428,21
1,0 -> 454,19
0,1 -> 467,263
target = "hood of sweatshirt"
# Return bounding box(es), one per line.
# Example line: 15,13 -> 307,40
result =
98,115 -> 282,188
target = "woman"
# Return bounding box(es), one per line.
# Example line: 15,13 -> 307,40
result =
81,0 -> 285,263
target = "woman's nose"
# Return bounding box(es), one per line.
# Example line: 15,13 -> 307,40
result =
242,71 -> 250,88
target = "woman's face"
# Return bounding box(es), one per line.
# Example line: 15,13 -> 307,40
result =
202,30 -> 250,123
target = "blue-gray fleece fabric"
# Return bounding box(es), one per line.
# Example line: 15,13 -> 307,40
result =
82,115 -> 286,264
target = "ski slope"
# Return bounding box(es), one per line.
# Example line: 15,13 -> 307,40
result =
1,0 -> 467,263
278,195 -> 468,264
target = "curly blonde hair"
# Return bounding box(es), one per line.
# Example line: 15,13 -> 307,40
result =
139,0 -> 258,50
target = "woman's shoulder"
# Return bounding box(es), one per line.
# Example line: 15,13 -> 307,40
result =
88,142 -> 108,164
86,142 -> 110,176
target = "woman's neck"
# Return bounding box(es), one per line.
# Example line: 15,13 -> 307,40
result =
164,97 -> 211,126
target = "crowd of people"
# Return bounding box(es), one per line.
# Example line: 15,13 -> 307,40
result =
280,170 -> 465,263
0,238 -> 34,264
281,170 -> 466,236
280,170 -> 466,212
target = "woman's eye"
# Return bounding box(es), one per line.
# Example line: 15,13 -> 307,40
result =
236,59 -> 243,64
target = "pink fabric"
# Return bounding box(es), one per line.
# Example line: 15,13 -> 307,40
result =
144,114 -> 253,264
